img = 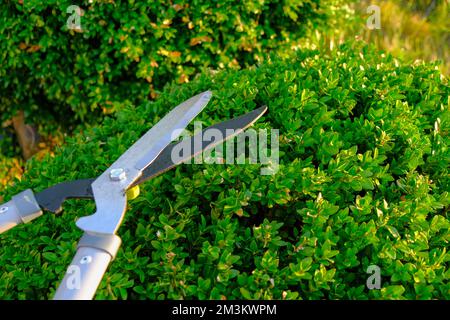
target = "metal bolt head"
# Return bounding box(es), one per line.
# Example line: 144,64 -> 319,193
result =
80,256 -> 92,264
0,207 -> 8,214
110,168 -> 126,181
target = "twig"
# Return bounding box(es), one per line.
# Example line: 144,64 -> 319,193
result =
424,0 -> 437,19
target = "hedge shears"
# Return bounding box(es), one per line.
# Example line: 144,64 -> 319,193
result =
0,91 -> 267,300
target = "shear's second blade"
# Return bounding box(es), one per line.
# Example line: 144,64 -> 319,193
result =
133,105 -> 268,186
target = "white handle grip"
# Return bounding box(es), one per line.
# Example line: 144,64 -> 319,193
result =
0,189 -> 42,235
0,201 -> 23,234
53,233 -> 121,300
53,246 -> 112,300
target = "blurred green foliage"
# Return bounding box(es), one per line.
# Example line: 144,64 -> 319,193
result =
0,128 -> 24,200
315,0 -> 449,75
0,41 -> 448,299
0,0 -> 328,125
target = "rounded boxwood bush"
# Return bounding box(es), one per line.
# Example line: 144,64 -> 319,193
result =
0,41 -> 448,300
0,0 -> 325,125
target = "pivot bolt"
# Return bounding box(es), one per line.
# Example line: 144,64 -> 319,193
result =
110,168 -> 126,181
0,207 -> 8,214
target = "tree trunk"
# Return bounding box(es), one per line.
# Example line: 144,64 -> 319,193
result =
11,110 -> 41,160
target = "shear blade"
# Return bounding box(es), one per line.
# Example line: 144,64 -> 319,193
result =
34,106 -> 268,214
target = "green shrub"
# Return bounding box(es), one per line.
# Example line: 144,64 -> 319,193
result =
0,0 -> 328,125
0,41 -> 449,300
0,129 -> 23,199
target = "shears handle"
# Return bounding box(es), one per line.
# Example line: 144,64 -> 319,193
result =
53,232 -> 121,300
0,189 -> 42,234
